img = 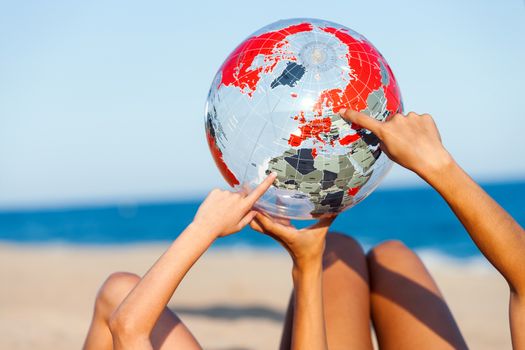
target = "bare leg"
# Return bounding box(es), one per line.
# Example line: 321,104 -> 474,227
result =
83,272 -> 201,350
280,233 -> 373,350
367,240 -> 468,349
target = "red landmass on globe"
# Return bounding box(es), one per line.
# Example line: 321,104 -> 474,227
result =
288,112 -> 362,156
339,133 -> 361,145
206,131 -> 239,186
347,187 -> 360,196
288,114 -> 332,147
219,23 -> 313,96
312,27 -> 384,115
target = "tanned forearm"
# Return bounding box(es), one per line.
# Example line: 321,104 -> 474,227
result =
422,159 -> 525,350
249,213 -> 333,350
291,261 -> 328,350
340,109 -> 525,349
109,223 -> 214,347
105,176 -> 276,349
421,159 -> 525,292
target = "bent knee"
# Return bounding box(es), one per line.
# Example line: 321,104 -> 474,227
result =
96,272 -> 140,312
323,232 -> 366,268
367,240 -> 415,266
325,232 -> 364,256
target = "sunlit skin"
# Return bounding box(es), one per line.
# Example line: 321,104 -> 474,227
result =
340,109 -> 525,349
250,214 -> 335,350
83,174 -> 277,350
83,110 -> 524,350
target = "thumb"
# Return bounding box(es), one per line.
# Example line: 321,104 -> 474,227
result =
237,210 -> 257,230
309,215 -> 336,231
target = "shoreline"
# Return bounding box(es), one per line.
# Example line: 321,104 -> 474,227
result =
0,239 -> 495,266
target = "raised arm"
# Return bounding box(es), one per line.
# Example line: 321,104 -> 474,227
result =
108,173 -> 276,349
251,214 -> 335,350
341,109 -> 525,349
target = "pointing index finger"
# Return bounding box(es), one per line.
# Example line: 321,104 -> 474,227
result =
340,109 -> 384,138
245,172 -> 277,205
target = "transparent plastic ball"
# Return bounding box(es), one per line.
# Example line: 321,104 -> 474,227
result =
205,18 -> 403,219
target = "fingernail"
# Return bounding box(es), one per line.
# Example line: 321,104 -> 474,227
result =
338,108 -> 347,115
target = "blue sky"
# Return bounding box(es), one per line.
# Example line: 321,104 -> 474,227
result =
0,0 -> 524,209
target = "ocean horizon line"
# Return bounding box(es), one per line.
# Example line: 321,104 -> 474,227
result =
1,177 -> 523,214
0,180 -> 523,259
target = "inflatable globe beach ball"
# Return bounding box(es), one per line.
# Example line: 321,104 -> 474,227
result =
205,18 -> 403,219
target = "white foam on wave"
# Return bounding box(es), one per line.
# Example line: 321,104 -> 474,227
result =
358,239 -> 493,273
213,245 -> 491,270
415,248 -> 494,274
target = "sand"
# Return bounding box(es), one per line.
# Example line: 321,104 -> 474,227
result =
0,243 -> 512,349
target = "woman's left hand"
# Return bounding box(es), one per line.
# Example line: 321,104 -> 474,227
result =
250,213 -> 335,270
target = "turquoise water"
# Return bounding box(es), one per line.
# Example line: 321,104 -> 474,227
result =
0,181 -> 523,258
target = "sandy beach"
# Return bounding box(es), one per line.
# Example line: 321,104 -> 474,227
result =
0,243 -> 512,349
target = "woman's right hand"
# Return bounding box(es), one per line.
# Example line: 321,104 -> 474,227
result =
340,109 -> 455,181
250,213 -> 335,271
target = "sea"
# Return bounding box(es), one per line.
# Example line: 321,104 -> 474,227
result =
1,181 -> 524,260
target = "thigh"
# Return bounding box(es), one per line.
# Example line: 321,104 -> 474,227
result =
280,233 -> 373,350
83,272 -> 201,350
367,241 -> 467,350
152,307 -> 200,350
